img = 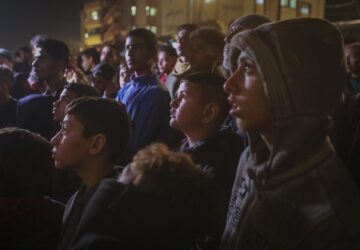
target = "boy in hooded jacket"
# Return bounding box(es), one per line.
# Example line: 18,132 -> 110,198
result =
220,18 -> 360,250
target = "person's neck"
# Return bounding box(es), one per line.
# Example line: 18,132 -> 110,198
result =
185,126 -> 216,147
46,76 -> 65,95
134,68 -> 152,78
77,159 -> 114,190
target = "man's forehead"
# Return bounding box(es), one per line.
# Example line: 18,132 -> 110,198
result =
126,36 -> 145,45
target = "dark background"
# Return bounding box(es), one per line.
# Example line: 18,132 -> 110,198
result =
0,0 -> 88,53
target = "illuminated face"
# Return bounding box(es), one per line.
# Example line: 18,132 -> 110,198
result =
170,81 -> 205,133
51,114 -> 92,170
52,89 -> 78,122
125,36 -> 153,74
157,51 -> 177,75
224,51 -> 271,134
100,46 -> 117,65
176,29 -> 192,57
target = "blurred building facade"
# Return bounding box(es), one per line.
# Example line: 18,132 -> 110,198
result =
80,0 -> 326,49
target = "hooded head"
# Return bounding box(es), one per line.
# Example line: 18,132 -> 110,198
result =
225,18 -> 346,183
223,14 -> 271,70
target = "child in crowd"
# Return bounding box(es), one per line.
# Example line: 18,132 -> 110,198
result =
52,97 -> 131,250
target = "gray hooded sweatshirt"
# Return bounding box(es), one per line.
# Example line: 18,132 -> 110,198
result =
220,18 -> 360,250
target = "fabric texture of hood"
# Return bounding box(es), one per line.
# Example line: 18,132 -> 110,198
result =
229,18 -> 346,186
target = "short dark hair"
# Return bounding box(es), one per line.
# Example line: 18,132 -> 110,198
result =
64,83 -> 99,98
65,97 -> 131,164
190,27 -> 225,57
127,28 -> 158,53
158,44 -> 177,58
0,128 -> 53,196
81,48 -> 100,64
176,24 -> 198,34
38,38 -> 69,66
181,72 -> 229,126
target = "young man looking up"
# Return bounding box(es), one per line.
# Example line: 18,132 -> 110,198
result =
166,24 -> 198,99
53,83 -> 99,123
117,28 -> 178,163
170,73 -> 245,200
17,39 -> 69,139
220,18 -> 360,249
52,97 -> 131,250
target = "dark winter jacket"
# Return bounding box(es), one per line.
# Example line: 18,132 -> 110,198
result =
220,18 -> 360,250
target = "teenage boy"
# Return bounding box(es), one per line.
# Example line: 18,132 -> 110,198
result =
167,27 -> 225,99
53,83 -> 99,123
67,143 -> 225,250
17,38 -> 69,139
117,28 -> 177,163
220,18 -> 360,249
89,63 -> 117,98
52,97 -> 131,250
166,24 -> 197,99
170,72 -> 244,200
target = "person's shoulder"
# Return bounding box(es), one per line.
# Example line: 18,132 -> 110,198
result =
18,93 -> 53,105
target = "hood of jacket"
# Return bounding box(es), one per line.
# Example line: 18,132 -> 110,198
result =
229,18 -> 346,186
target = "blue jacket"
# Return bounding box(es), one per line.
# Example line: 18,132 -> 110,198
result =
117,74 -> 179,162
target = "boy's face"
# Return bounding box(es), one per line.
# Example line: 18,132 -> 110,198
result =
170,81 -> 206,133
176,29 -> 192,57
224,51 -> 271,134
125,36 -> 153,73
53,89 -> 78,122
157,51 -> 176,75
51,114 -> 92,170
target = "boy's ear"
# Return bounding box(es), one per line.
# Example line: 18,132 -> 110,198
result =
202,102 -> 219,124
88,133 -> 107,156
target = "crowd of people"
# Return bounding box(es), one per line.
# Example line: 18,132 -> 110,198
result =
0,14 -> 360,250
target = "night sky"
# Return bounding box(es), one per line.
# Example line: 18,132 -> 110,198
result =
0,0 -> 89,53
